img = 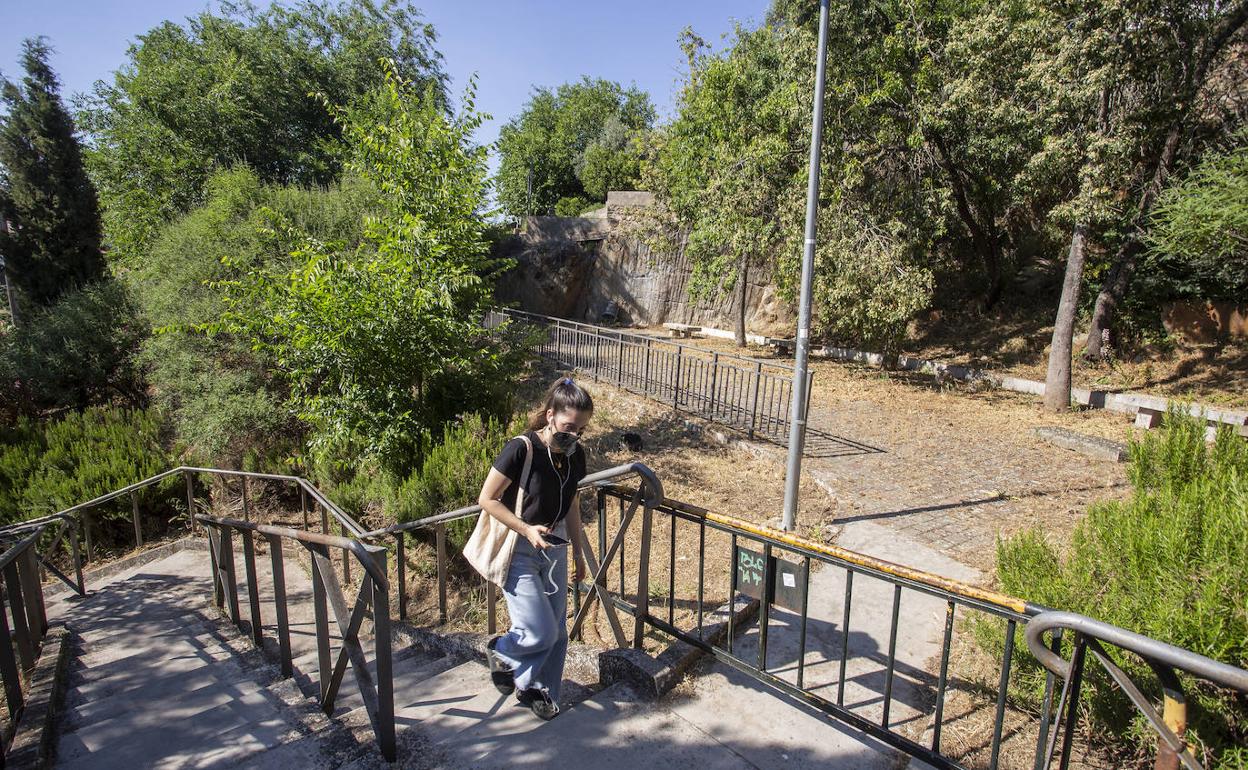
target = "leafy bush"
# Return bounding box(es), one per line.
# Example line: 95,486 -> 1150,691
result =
991,409 -> 1247,766
812,218 -> 934,364
554,196 -> 599,217
134,166 -> 376,468
1146,138 -> 1248,302
387,412 -> 526,548
0,408 -> 176,539
0,280 -> 146,418
216,64 -> 526,476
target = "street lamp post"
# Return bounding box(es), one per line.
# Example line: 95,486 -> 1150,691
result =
780,0 -> 831,532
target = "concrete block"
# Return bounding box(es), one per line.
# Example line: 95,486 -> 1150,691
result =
1033,427 -> 1128,462
1135,408 -> 1164,429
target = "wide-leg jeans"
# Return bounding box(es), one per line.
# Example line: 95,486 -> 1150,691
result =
492,535 -> 569,701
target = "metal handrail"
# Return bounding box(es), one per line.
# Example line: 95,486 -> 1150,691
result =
359,461 -> 664,540
43,465 -> 368,538
1026,611 -> 1248,692
195,514 -> 388,587
0,518 -> 55,738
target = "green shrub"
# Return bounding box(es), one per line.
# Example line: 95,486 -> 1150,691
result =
0,280 -> 146,418
0,408 -> 177,543
387,412 -> 526,548
990,408 -> 1247,766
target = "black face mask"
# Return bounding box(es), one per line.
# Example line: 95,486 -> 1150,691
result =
550,430 -> 580,455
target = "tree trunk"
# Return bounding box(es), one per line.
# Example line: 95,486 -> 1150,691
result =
928,130 -> 1004,310
735,256 -> 749,347
1083,1 -> 1248,358
1044,225 -> 1088,412
1084,122 -> 1183,360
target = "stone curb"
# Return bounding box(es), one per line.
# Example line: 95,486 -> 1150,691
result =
6,624 -> 71,769
43,535 -> 206,601
1033,426 -> 1128,462
598,594 -> 759,700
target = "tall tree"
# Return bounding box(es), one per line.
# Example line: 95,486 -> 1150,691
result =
1081,0 -> 1248,359
0,38 -> 105,308
495,78 -> 654,217
78,0 -> 446,264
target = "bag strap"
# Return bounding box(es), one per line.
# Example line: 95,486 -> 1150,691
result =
514,434 -> 534,516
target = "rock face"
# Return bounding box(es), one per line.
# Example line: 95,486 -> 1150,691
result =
495,191 -> 794,335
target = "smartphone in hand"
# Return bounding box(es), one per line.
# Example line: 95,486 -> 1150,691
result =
540,533 -> 570,548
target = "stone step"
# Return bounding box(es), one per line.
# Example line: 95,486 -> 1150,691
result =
63,653 -> 261,715
55,677 -> 301,769
441,683 -> 752,769
62,671 -> 268,734
289,644 -> 451,717
72,618 -> 238,671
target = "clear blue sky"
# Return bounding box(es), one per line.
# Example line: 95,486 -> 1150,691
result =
1,0 -> 770,166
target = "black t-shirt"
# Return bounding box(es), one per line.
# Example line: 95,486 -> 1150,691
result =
491,430 -> 587,526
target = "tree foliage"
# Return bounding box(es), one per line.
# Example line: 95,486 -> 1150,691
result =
133,166 -> 379,468
0,281 -> 146,420
214,63 -> 523,476
0,38 -> 105,308
495,78 -> 654,217
1146,137 -> 1248,301
78,0 -> 446,263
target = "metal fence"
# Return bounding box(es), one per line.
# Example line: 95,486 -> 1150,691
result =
581,483 -> 1248,770
489,308 -> 809,443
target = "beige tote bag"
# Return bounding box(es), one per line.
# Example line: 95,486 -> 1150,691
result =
463,434 -> 533,586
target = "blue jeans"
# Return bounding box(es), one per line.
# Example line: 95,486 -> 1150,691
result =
492,536 -> 569,702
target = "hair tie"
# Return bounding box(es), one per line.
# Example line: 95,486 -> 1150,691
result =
561,377 -> 573,386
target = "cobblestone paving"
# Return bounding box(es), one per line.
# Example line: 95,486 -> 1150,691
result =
799,392 -> 1131,574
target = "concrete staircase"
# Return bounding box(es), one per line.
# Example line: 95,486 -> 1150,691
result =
38,539 -> 905,768
37,543 -> 696,768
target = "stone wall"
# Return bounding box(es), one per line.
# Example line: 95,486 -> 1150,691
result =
495,191 -> 794,336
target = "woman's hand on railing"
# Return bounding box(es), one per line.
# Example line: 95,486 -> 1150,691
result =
572,555 -> 587,582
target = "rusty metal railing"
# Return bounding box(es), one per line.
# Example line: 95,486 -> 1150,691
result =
0,518 -> 59,744
196,514 -> 395,761
585,484 -> 1248,770
359,461 -> 664,644
489,308 -> 809,443
1025,612 -> 1248,770
1,466 -> 391,759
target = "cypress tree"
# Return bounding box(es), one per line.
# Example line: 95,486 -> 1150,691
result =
0,38 -> 105,308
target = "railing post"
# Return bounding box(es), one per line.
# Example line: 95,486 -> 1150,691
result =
83,508 -> 95,563
616,334 -> 624,386
396,534 -> 407,622
267,534 -> 293,678
0,591 -> 23,720
633,499 -> 654,649
221,529 -> 241,625
643,338 -> 653,396
300,487 -> 310,530
3,561 -> 34,671
709,353 -> 720,419
673,346 -> 683,411
486,580 -> 497,635
436,523 -> 448,625
310,547 -> 332,707
184,470 -> 195,531
70,519 -> 85,595
241,530 -> 263,646
749,362 -> 762,439
131,491 -> 143,548
340,521 -> 351,585
593,330 -> 601,380
19,549 -> 46,643
371,548 -> 396,762
242,476 -> 251,523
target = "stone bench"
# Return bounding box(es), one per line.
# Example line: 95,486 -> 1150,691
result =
663,322 -> 701,339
